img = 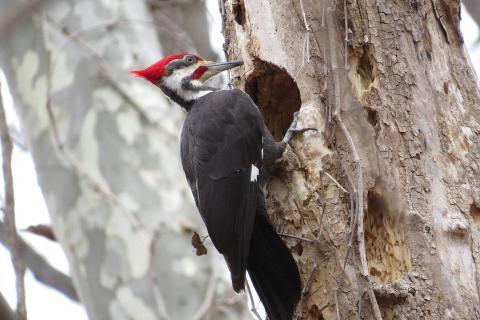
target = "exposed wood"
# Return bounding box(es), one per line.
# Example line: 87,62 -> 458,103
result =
223,0 -> 480,318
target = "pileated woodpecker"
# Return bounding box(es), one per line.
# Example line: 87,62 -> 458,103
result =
131,53 -> 301,320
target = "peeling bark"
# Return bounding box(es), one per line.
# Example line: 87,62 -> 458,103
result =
223,0 -> 480,318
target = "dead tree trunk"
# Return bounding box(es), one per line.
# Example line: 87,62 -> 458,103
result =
223,0 -> 480,318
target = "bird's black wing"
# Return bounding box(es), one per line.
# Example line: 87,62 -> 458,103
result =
181,89 -> 263,291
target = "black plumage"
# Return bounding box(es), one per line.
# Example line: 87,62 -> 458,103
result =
131,54 -> 301,320
180,89 -> 301,320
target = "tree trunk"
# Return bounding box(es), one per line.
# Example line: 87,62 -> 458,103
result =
0,0 -> 248,319
223,0 -> 480,318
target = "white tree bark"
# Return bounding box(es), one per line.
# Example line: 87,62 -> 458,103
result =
0,0 -> 248,319
223,0 -> 480,318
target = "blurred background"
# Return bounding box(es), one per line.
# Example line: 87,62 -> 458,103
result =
0,0 -> 479,319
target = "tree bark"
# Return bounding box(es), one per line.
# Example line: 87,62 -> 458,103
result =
223,0 -> 480,318
0,292 -> 16,320
0,0 -> 248,319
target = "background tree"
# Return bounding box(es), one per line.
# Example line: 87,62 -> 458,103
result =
222,0 -> 480,318
0,0 -> 249,319
464,0 -> 480,30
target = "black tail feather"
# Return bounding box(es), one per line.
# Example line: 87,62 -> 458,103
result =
247,214 -> 301,320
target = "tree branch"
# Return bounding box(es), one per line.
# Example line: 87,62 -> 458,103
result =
192,261 -> 218,320
245,281 -> 262,320
0,222 -> 78,302
0,291 -> 16,320
0,79 -> 26,320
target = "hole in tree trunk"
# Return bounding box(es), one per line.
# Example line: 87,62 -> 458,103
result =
245,58 -> 301,141
357,47 -> 375,87
470,203 -> 480,228
366,107 -> 379,127
348,46 -> 378,99
232,0 -> 246,26
365,187 -> 412,283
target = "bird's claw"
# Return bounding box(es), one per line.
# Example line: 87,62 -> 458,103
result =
288,127 -> 317,134
282,112 -> 317,145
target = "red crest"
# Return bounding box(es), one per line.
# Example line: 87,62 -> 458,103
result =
130,53 -> 204,82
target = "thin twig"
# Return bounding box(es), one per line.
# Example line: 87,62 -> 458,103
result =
299,0 -> 310,32
325,6 -> 382,320
334,289 -> 341,320
344,0 -> 349,69
321,169 -> 348,193
316,200 -> 327,241
293,198 -> 318,240
294,0 -> 312,80
278,232 -> 316,243
148,231 -> 173,320
192,262 -> 219,320
56,18 -> 166,53
299,200 -> 326,297
294,34 -> 309,80
0,79 -> 27,320
151,275 -> 172,320
334,160 -> 361,318
246,281 -> 262,320
44,15 -> 176,138
0,221 -> 77,301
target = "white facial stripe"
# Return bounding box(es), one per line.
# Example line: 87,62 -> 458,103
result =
250,164 -> 259,182
161,64 -> 204,101
190,79 -> 203,88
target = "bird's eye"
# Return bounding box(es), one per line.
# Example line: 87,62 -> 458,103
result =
185,55 -> 196,64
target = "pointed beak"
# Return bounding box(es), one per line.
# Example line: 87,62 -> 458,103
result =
199,60 -> 243,81
204,60 -> 243,72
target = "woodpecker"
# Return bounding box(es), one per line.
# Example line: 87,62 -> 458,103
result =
131,53 -> 301,320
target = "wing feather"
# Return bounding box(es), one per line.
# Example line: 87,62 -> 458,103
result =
181,89 -> 263,290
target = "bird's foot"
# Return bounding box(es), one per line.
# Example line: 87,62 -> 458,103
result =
277,143 -> 302,171
278,112 -> 316,170
282,111 -> 317,145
